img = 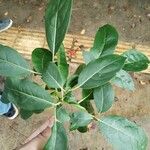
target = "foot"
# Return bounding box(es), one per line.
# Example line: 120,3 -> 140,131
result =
3,104 -> 19,120
0,19 -> 13,32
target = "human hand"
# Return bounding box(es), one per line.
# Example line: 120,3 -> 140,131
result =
17,118 -> 53,150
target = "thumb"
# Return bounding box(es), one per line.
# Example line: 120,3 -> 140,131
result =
19,126 -> 51,150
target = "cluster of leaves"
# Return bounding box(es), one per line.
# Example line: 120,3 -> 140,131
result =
0,0 -> 149,150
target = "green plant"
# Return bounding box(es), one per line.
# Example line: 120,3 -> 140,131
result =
0,0 -> 149,150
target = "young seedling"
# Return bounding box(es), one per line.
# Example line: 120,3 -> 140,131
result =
0,0 -> 149,149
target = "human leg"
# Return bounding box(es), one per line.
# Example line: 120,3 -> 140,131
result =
0,98 -> 11,115
0,95 -> 19,119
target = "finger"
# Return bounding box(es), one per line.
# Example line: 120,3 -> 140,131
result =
19,126 -> 51,150
24,117 -> 53,144
39,126 -> 51,139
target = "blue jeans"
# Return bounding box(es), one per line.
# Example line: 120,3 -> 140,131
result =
0,95 -> 11,115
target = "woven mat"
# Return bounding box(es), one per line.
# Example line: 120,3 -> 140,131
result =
0,27 -> 150,73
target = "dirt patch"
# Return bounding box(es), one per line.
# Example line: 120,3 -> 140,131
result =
0,0 -> 150,46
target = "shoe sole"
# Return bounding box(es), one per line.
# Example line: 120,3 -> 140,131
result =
0,19 -> 13,33
8,104 -> 19,120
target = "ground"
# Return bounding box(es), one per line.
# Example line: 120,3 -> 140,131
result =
0,0 -> 150,149
0,0 -> 150,46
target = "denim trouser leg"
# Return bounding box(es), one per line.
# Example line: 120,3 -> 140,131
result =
0,95 -> 11,115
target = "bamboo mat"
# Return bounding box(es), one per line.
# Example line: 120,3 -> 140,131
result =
0,27 -> 150,73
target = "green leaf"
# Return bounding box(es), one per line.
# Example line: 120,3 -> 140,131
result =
0,44 -> 31,77
20,109 -> 44,120
83,51 -> 95,64
93,83 -> 114,113
45,0 -> 73,55
1,92 -> 10,104
77,126 -> 88,133
83,25 -> 118,64
74,64 -> 86,75
70,111 -> 93,131
44,122 -> 57,150
80,101 -> 94,115
57,45 -> 69,84
78,54 -> 126,89
80,89 -> 94,114
111,70 -> 134,91
2,78 -> 54,111
20,109 -> 33,120
32,48 -> 52,73
122,49 -> 150,72
44,122 -> 68,150
65,74 -> 78,89
65,64 -> 86,89
64,92 -> 77,104
71,104 -> 87,111
64,94 -> 86,110
82,89 -> 93,102
91,24 -> 118,58
56,106 -> 70,123
98,115 -> 148,150
42,62 -> 63,89
34,109 -> 44,114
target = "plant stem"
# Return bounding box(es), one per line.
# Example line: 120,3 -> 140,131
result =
69,85 -> 80,92
52,52 -> 55,62
92,115 -> 100,121
30,70 -> 41,75
54,102 -> 61,106
54,107 -> 57,121
61,88 -> 64,102
78,92 -> 92,104
53,105 -> 61,123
